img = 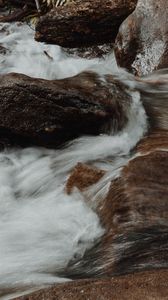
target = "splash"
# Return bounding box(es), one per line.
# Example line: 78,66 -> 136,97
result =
0,21 -> 148,299
0,91 -> 147,297
0,22 -> 116,79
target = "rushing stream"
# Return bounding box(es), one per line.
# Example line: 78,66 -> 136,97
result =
0,21 -> 153,299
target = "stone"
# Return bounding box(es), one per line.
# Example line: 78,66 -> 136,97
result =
0,72 -> 130,148
66,162 -> 105,194
58,131 -> 168,279
62,43 -> 114,59
0,0 -> 5,7
115,0 -> 168,76
35,0 -> 137,47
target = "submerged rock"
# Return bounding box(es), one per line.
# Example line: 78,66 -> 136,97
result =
115,0 -> 168,75
0,44 -> 7,54
66,162 -> 105,194
35,0 -> 137,47
62,43 -> 114,59
0,72 -> 130,148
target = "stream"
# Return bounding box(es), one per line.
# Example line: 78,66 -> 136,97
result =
0,20 -> 165,299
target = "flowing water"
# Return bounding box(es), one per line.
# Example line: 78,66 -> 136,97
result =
1,20 -> 163,299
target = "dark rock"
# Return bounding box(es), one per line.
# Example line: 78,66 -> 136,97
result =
0,72 -> 130,148
115,0 -> 168,76
0,5 -> 31,23
0,44 -> 7,55
63,43 -> 114,59
35,0 -> 137,47
0,0 -> 5,8
7,0 -> 36,8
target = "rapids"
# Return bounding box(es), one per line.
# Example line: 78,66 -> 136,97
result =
0,21 -> 150,299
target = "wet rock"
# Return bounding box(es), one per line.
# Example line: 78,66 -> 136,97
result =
115,0 -> 168,76
59,130 -> 168,279
99,137 -> 168,275
136,72 -> 168,130
0,0 -> 5,7
66,162 -> 105,194
0,5 -> 32,23
63,43 -> 114,59
0,72 -> 130,148
13,269 -> 168,300
0,44 -> 7,55
9,131 -> 168,299
35,0 -> 137,47
0,137 -> 13,150
7,0 -> 36,9
136,130 -> 168,153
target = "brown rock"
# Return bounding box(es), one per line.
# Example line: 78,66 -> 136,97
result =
9,132 -> 168,297
59,130 -> 168,279
13,270 -> 168,300
136,130 -> 168,153
35,0 -> 137,47
0,72 -> 130,147
66,162 -> 105,194
0,6 -> 32,23
137,72 -> 168,130
115,0 -> 168,76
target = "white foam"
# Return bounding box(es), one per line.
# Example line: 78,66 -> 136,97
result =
0,89 -> 147,293
0,21 -> 148,299
0,22 -> 116,79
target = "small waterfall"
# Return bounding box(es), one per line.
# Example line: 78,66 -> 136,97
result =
2,20 -> 168,299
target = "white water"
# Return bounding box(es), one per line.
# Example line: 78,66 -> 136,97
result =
0,22 -> 148,298
0,22 -> 103,78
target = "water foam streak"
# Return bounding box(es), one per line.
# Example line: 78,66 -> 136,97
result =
0,21 -> 148,298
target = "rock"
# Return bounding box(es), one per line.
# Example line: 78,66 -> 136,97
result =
7,130 -> 168,299
7,0 -> 36,8
0,44 -> 7,55
0,0 -> 5,7
59,130 -> 168,279
13,270 -> 168,300
35,0 -> 137,47
0,6 -> 32,23
136,71 -> 168,130
115,0 -> 168,76
137,130 -> 168,153
62,43 -> 114,59
95,134 -> 168,275
0,72 -> 130,148
66,162 -> 105,194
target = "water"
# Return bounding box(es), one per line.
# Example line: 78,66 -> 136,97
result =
0,21 -> 149,299
0,22 -> 104,79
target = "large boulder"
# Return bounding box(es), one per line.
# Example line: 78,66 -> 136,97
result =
115,0 -> 168,75
59,131 -> 168,279
0,72 -> 130,147
35,0 -> 137,47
